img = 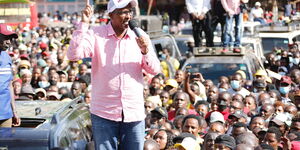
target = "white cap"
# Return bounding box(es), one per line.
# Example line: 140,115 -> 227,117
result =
107,0 -> 138,13
210,111 -> 225,124
174,137 -> 201,150
255,2 -> 261,6
19,69 -> 32,77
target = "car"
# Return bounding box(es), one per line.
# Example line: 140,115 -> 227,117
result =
258,25 -> 300,54
181,47 -> 265,84
174,34 -> 194,56
149,32 -> 183,61
0,97 -> 93,150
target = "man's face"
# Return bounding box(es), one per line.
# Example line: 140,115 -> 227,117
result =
229,101 -> 242,114
214,143 -> 231,150
250,118 -> 265,130
209,123 -> 225,134
153,130 -> 168,150
32,68 -> 41,80
144,101 -> 154,114
290,71 -> 300,84
196,104 -> 208,117
182,118 -> 200,137
174,94 -> 187,109
109,5 -> 133,32
232,127 -> 246,138
260,105 -> 273,119
175,71 -> 184,83
244,97 -> 256,111
264,133 -> 279,150
150,78 -> 161,89
208,87 -> 218,102
0,37 -> 11,51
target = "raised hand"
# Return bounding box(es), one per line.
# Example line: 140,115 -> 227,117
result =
81,0 -> 93,24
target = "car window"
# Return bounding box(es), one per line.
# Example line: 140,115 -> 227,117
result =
187,63 -> 250,83
151,36 -> 180,60
261,38 -> 289,54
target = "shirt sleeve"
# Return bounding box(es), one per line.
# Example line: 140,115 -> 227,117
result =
221,0 -> 231,13
141,38 -> 161,75
185,0 -> 195,14
202,0 -> 212,14
67,22 -> 95,61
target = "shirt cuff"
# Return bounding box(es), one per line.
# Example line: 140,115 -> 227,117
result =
77,22 -> 90,32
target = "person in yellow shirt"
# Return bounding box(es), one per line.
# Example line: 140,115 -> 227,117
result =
160,48 -> 180,78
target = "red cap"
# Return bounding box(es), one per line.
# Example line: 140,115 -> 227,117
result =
20,54 -> 29,60
8,51 -> 15,56
39,42 -> 48,49
280,76 -> 292,85
41,51 -> 50,56
0,24 -> 18,39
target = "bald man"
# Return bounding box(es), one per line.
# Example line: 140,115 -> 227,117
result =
144,139 -> 160,150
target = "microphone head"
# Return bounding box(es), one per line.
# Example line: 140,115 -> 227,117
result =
129,20 -> 139,30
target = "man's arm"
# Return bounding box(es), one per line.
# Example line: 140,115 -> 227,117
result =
67,3 -> 95,61
10,81 -> 20,126
221,0 -> 234,15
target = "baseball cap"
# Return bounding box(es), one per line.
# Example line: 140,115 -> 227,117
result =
165,79 -> 179,88
19,69 -> 32,77
107,0 -> 138,13
151,106 -> 168,119
174,137 -> 200,150
47,91 -> 61,100
270,113 -> 292,127
0,23 -> 18,39
39,42 -> 48,50
280,76 -> 292,85
35,88 -> 47,97
210,111 -> 225,124
255,2 -> 261,6
228,110 -> 247,119
19,60 -> 31,69
215,134 -> 236,150
20,54 -> 29,60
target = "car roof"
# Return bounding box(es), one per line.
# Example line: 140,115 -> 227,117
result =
16,100 -> 71,119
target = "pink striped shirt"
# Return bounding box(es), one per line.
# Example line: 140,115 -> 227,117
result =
221,0 -> 241,15
67,22 -> 161,122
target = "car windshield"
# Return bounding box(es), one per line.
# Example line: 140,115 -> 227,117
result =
176,40 -> 189,55
152,36 -> 178,59
261,38 -> 289,54
187,63 -> 250,83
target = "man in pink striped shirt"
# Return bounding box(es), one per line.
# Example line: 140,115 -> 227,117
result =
67,0 -> 160,149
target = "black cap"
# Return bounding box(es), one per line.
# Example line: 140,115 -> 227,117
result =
151,106 -> 168,119
228,110 -> 247,119
215,134 -> 236,150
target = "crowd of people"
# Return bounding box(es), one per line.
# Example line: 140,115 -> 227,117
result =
1,0 -> 300,150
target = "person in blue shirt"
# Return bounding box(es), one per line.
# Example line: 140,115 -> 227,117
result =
0,23 -> 20,127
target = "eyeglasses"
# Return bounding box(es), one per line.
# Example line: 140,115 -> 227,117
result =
114,9 -> 133,16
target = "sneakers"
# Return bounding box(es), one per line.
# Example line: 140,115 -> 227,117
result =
221,48 -> 229,53
233,48 -> 241,53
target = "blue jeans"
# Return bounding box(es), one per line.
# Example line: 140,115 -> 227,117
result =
223,13 -> 243,47
91,114 -> 145,150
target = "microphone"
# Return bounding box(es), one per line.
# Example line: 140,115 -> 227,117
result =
129,20 -> 142,37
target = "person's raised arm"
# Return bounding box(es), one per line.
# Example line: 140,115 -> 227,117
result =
10,81 -> 20,126
184,72 -> 197,104
67,0 -> 95,61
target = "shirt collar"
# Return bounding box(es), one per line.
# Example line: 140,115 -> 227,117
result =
106,22 -> 135,39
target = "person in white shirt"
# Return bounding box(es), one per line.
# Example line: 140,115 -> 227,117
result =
185,0 -> 213,47
250,2 -> 266,25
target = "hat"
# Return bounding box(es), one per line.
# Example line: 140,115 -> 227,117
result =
210,111 -> 225,124
8,51 -> 15,57
47,91 -> 61,100
41,51 -> 50,57
255,2 -> 261,6
165,79 -> 179,88
236,70 -> 246,79
19,69 -> 32,77
39,42 -> 48,49
174,137 -> 201,150
280,76 -> 292,85
228,110 -> 247,119
18,44 -> 27,51
254,69 -> 268,77
0,23 -> 18,39
270,113 -> 292,127
107,0 -> 138,13
146,95 -> 162,107
215,134 -> 236,150
151,106 -> 168,119
35,88 -> 47,97
173,132 -> 196,143
19,54 -> 29,60
37,59 -> 47,67
19,60 -> 31,69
